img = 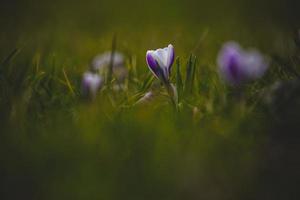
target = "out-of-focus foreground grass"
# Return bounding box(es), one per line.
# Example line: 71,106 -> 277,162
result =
0,0 -> 300,199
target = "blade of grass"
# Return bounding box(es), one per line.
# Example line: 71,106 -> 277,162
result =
176,57 -> 183,100
184,55 -> 195,95
191,56 -> 197,94
107,34 -> 117,85
1,48 -> 21,68
0,48 -> 22,84
140,73 -> 154,92
62,68 -> 75,97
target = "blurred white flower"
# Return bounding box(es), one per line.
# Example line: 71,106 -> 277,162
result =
91,51 -> 128,83
82,71 -> 103,98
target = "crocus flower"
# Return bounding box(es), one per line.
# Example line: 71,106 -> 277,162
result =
146,44 -> 175,83
82,71 -> 103,98
91,51 -> 124,71
242,50 -> 268,80
91,51 -> 128,83
217,41 -> 268,85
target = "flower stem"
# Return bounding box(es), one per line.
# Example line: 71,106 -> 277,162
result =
163,81 -> 178,111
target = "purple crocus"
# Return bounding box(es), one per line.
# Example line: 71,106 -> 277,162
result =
146,44 -> 175,83
217,41 -> 268,85
82,71 -> 103,98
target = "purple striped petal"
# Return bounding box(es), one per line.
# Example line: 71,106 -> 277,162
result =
146,51 -> 160,77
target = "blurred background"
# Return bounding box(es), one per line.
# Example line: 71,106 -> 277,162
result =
1,0 -> 299,51
1,0 -> 299,78
0,0 -> 300,200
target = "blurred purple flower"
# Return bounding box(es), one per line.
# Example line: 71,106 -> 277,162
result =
146,44 -> 175,82
82,71 -> 103,98
217,41 -> 268,85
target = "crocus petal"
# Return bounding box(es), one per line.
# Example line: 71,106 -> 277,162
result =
152,49 -> 169,79
167,44 -> 175,69
146,51 -> 160,78
153,48 -> 169,68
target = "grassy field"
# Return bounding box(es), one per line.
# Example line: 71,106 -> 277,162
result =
0,0 -> 300,199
